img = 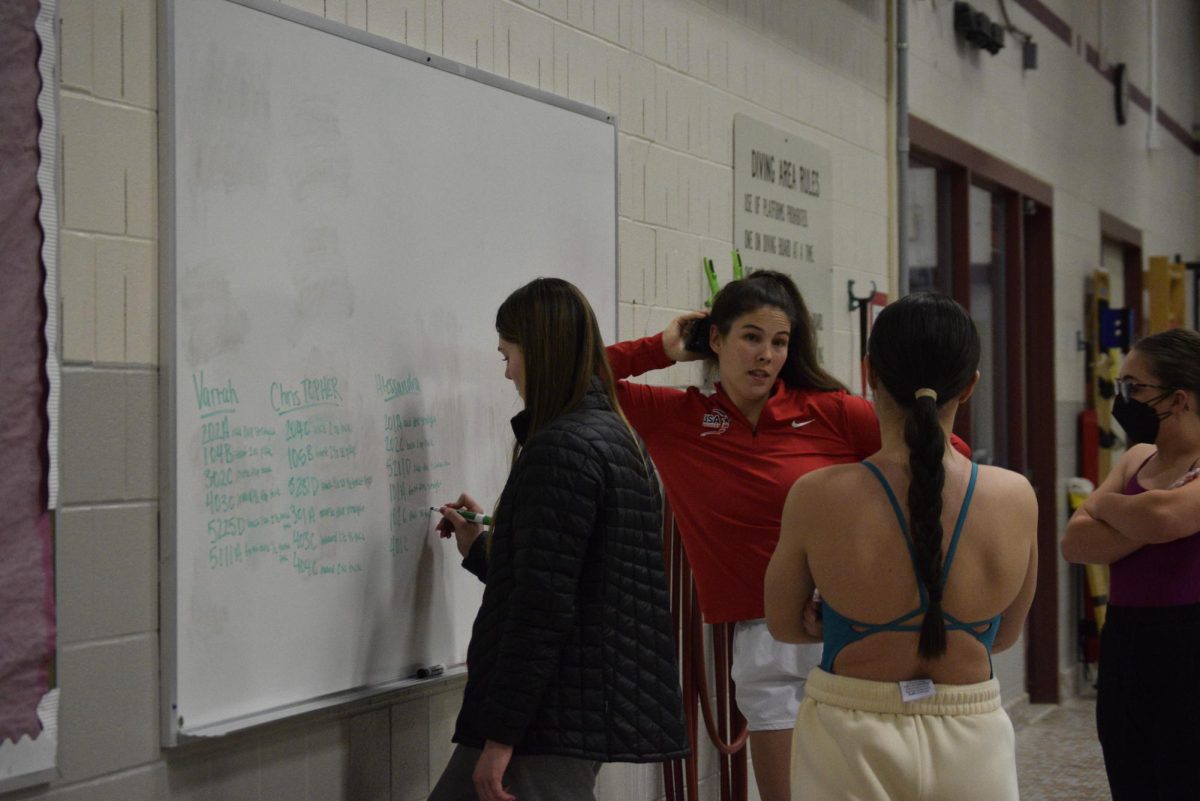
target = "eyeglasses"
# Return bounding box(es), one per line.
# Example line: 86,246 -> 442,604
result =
1116,378 -> 1173,402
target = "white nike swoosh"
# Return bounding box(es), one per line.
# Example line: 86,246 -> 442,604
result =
791,419 -> 815,428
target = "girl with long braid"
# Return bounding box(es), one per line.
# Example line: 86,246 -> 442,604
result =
765,292 -> 1038,801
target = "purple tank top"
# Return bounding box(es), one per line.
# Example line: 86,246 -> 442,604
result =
1108,456 -> 1200,607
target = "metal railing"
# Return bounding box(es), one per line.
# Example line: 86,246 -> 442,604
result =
661,505 -> 749,801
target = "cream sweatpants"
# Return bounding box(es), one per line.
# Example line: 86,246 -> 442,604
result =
792,668 -> 1019,801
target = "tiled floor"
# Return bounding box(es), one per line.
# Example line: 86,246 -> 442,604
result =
1014,688 -> 1111,801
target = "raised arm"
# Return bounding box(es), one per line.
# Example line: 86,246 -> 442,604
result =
764,474 -> 822,644
606,311 -> 706,380
1061,446 -> 1147,565
607,313 -> 705,433
435,492 -> 490,581
606,334 -> 673,381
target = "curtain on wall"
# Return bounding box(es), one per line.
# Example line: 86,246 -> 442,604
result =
0,0 -> 56,748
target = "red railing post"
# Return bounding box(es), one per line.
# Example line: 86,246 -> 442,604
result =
660,504 -> 749,801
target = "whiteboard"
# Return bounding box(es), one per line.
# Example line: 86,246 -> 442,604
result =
161,0 -> 616,743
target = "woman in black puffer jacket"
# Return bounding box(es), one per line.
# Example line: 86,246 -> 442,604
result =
428,278 -> 689,801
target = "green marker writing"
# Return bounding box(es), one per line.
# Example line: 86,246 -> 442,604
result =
431,506 -> 493,526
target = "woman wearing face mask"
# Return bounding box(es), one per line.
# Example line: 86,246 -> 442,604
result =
607,272 -> 967,801
429,278 -> 688,801
1062,328 -> 1200,801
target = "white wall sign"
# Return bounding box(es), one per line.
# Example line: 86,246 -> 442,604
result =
733,114 -> 833,359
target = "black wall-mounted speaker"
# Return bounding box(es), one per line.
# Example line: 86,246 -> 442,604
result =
954,1 -> 1005,56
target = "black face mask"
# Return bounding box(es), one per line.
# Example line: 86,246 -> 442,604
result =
1112,394 -> 1172,445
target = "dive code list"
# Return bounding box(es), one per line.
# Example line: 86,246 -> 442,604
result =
189,369 -> 450,578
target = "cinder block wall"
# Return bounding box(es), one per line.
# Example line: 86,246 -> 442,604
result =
22,0 -> 1200,799
55,0 -> 162,792
27,1 -> 893,800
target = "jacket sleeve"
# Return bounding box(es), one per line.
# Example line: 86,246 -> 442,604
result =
461,533 -> 489,582
839,393 -> 972,459
477,430 -> 603,746
607,335 -> 687,436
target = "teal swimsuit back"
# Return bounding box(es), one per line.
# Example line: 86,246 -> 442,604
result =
819,460 -> 1002,674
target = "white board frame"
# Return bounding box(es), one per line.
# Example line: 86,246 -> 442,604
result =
159,0 -> 618,745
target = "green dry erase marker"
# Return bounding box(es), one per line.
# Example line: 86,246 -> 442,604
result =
430,506 -> 493,526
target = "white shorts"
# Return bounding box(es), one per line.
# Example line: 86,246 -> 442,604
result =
731,619 -> 823,731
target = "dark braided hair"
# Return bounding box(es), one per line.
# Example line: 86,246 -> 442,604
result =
867,293 -> 980,660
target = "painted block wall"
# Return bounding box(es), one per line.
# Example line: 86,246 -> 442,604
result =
22,0 -> 1199,798
907,0 -> 1199,688
14,1 -> 894,800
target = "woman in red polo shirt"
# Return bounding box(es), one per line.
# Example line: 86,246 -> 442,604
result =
607,271 -> 967,801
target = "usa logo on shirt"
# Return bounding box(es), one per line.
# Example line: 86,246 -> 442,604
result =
700,408 -> 730,437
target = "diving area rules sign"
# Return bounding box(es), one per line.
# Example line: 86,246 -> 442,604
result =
733,114 -> 832,361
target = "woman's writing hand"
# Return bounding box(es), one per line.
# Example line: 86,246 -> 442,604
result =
661,310 -> 709,363
436,492 -> 485,558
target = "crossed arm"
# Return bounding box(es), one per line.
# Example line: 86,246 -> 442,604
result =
1062,444 -> 1200,565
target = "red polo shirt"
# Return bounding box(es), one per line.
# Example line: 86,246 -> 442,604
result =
609,334 -> 966,624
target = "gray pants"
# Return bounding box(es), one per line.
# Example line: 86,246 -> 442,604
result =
428,744 -> 601,801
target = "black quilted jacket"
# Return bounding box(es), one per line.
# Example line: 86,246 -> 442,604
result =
451,382 -> 689,762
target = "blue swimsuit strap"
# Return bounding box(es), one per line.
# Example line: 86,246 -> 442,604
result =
860,460 -> 981,612
937,463 -> 995,634
860,460 -> 927,606
821,461 -> 995,673
942,461 -> 980,577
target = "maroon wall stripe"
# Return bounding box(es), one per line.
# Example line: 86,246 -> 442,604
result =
1011,0 -> 1072,45
1007,0 -> 1198,154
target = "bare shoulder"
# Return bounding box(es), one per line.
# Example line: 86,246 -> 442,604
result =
1112,443 -> 1156,480
973,464 -> 1038,526
782,463 -> 867,545
974,463 -> 1035,496
786,461 -> 864,498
